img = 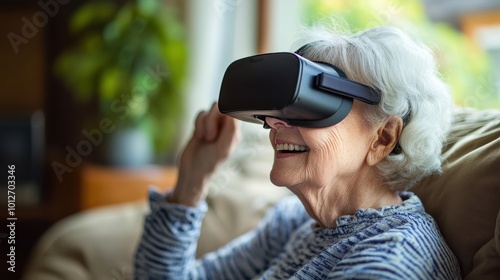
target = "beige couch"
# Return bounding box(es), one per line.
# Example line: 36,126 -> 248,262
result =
23,108 -> 500,280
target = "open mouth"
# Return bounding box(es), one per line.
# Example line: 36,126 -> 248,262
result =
276,143 -> 309,153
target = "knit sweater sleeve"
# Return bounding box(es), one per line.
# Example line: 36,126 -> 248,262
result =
134,189 -> 305,279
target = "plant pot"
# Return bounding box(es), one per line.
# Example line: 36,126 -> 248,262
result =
102,126 -> 153,168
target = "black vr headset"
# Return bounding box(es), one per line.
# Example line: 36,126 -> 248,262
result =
218,51 -> 381,128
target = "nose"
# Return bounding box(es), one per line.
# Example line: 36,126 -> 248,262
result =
265,117 -> 291,129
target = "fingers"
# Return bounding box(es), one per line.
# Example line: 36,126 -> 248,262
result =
194,102 -> 234,142
194,110 -> 208,140
205,102 -> 220,141
219,114 -> 239,145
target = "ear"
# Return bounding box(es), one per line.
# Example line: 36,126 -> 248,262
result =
366,116 -> 403,166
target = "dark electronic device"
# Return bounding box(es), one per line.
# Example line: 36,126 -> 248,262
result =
218,52 -> 380,128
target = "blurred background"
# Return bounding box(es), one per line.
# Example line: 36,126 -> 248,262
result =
0,0 -> 499,278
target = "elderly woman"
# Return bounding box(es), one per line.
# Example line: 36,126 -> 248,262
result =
134,25 -> 461,279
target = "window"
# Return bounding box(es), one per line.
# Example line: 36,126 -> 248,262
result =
298,0 -> 500,108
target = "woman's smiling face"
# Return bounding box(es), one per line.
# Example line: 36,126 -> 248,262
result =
267,102 -> 377,190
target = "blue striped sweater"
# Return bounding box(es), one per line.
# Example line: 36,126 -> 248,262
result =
134,190 -> 461,279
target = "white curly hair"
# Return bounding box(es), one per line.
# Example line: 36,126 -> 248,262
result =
294,24 -> 453,191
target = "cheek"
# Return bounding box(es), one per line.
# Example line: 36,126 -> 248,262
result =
303,126 -> 368,177
302,129 -> 345,177
310,136 -> 341,166
305,127 -> 344,158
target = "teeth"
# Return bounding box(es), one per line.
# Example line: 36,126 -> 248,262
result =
276,143 -> 309,151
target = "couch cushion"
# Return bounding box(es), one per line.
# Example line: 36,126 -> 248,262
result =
22,202 -> 149,280
464,210 -> 500,280
413,108 -> 500,278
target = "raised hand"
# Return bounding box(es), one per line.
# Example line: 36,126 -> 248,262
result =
168,102 -> 240,206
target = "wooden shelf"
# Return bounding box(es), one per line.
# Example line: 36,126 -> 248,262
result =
80,164 -> 177,210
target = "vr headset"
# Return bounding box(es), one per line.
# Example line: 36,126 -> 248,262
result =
218,52 -> 381,128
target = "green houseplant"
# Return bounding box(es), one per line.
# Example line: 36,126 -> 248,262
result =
55,0 -> 187,166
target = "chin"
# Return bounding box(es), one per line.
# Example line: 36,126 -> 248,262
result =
269,169 -> 293,187
270,177 -> 287,187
